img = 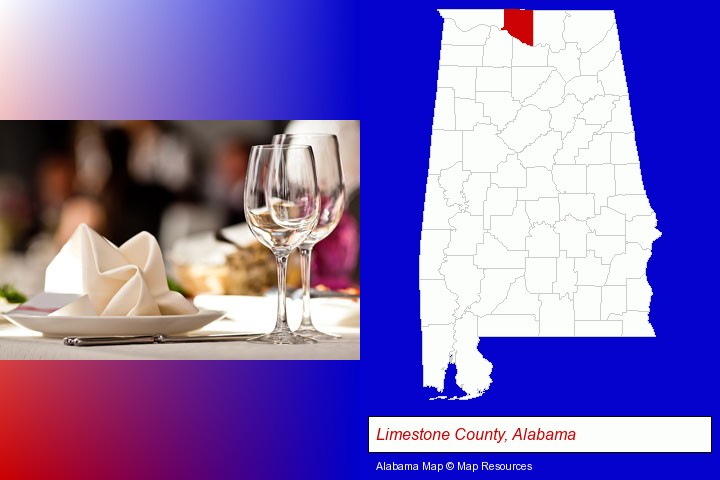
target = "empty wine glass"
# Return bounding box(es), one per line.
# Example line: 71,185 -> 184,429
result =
244,144 -> 320,344
273,134 -> 345,340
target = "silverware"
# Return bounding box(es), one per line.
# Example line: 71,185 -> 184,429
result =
293,289 -> 359,300
63,333 -> 261,347
265,288 -> 359,300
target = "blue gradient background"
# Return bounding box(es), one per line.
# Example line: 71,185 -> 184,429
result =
0,0 -> 718,479
0,0 -> 358,118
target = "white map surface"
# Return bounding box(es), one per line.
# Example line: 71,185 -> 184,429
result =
420,10 -> 661,400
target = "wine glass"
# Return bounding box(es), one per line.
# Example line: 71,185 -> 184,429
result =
273,133 -> 345,340
244,144 -> 320,344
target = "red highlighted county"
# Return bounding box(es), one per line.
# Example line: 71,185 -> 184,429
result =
501,9 -> 533,46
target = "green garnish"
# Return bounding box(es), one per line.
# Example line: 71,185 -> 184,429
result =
167,277 -> 188,297
0,284 -> 28,304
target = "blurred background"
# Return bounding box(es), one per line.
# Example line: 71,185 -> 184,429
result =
0,120 -> 360,297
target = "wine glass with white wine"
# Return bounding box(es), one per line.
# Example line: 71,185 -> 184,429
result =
244,144 -> 320,344
273,133 -> 345,340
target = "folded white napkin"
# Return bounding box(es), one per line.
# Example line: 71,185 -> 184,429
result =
44,224 -> 198,316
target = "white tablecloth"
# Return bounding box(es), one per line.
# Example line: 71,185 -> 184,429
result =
0,320 -> 359,360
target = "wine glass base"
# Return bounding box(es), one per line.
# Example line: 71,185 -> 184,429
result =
248,330 -> 318,345
294,326 -> 341,340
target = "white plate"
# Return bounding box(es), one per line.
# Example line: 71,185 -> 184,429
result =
193,295 -> 360,332
1,309 -> 225,337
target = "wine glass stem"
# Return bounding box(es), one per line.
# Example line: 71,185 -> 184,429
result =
299,246 -> 314,329
274,254 -> 291,333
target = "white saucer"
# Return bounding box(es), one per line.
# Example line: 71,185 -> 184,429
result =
1,309 -> 225,337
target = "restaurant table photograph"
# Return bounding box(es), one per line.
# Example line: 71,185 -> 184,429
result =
0,120 -> 360,360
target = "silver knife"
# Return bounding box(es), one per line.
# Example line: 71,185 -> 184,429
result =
63,333 -> 262,347
296,289 -> 360,300
264,288 -> 359,300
